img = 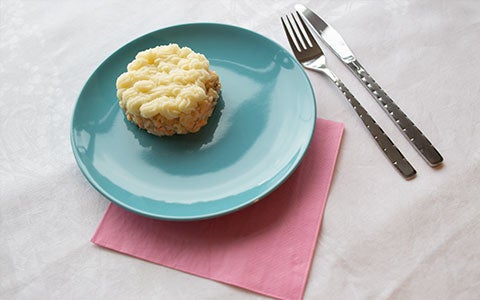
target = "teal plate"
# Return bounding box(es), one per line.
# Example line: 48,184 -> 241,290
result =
71,23 -> 316,220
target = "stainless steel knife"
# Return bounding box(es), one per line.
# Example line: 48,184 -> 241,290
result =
296,4 -> 443,167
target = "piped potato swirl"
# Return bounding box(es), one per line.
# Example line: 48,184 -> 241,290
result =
116,44 -> 221,136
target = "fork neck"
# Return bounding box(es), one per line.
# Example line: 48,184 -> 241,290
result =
304,62 -> 338,83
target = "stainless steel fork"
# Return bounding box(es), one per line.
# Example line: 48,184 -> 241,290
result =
282,13 -> 416,179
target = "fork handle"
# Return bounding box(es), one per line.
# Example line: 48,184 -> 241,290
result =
347,61 -> 443,167
332,77 -> 416,179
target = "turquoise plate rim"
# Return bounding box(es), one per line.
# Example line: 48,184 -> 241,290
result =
70,23 -> 316,221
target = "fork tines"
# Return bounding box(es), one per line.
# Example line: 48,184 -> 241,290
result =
281,12 -> 321,62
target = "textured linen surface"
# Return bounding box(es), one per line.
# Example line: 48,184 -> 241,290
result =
1,0 -> 480,299
91,119 -> 344,300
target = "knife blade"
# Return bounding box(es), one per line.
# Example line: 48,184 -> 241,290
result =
296,4 -> 443,167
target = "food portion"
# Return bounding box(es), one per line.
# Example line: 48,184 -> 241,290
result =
116,44 -> 221,136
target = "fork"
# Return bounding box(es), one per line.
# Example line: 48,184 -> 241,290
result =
282,13 -> 416,179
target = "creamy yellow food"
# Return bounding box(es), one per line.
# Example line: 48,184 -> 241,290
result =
116,44 -> 221,136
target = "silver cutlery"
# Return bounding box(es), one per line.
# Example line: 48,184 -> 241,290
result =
281,13 -> 416,179
296,4 -> 443,167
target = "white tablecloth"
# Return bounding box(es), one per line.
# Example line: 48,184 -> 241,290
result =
1,0 -> 479,299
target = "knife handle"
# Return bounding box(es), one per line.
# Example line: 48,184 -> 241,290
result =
330,75 -> 416,179
347,61 -> 443,167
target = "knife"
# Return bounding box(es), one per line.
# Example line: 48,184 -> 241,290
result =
296,4 -> 443,167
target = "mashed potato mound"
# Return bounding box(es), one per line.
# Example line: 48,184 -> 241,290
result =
116,44 -> 221,136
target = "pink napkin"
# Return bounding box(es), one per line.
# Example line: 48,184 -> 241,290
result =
91,118 -> 344,300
